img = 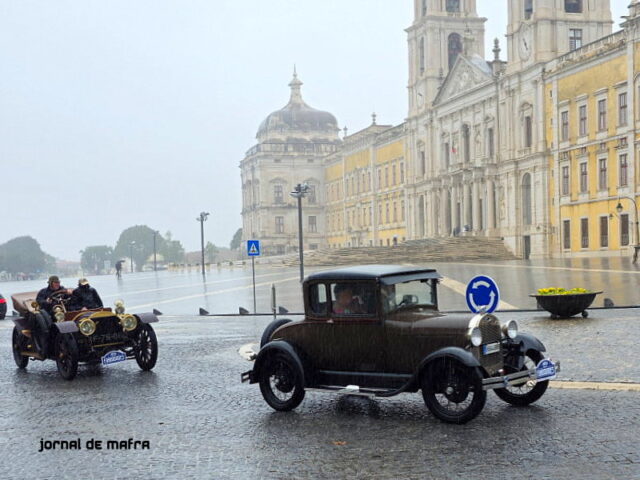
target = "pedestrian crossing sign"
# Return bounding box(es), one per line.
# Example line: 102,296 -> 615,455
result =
247,240 -> 260,257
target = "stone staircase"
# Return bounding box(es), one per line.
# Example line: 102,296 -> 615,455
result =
283,237 -> 517,267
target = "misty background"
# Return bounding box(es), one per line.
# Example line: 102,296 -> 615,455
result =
0,1 -> 628,261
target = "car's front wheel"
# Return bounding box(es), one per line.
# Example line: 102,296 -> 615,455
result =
55,334 -> 78,381
258,351 -> 305,411
422,357 -> 486,424
134,324 -> 158,371
494,350 -> 548,406
12,327 -> 29,369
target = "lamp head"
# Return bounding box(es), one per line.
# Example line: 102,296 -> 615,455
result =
616,202 -> 624,214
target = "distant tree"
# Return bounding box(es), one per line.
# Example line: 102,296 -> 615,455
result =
230,228 -> 243,250
0,236 -> 47,274
160,230 -> 185,264
80,246 -> 114,274
205,242 -> 219,263
113,226 -> 166,272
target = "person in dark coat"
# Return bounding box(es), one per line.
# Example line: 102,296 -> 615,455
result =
36,275 -> 72,313
69,278 -> 103,311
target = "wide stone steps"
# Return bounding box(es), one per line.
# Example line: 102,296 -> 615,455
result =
284,237 -> 517,267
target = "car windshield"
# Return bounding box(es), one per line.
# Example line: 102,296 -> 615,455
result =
382,279 -> 436,314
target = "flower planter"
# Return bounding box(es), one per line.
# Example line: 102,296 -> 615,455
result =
530,292 -> 602,319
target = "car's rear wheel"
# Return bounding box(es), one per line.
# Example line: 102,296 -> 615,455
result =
260,319 -> 291,348
422,357 -> 486,424
494,350 -> 548,406
259,351 -> 305,411
135,324 -> 158,371
12,327 -> 28,369
55,334 -> 78,381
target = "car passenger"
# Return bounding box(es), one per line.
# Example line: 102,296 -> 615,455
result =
69,278 -> 103,311
332,284 -> 363,314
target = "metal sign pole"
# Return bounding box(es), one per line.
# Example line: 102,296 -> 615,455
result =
252,256 -> 256,314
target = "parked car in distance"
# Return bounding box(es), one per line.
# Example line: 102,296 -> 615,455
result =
0,293 -> 6,320
242,265 -> 559,424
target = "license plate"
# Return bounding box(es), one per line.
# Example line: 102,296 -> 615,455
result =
482,342 -> 500,355
101,350 -> 127,366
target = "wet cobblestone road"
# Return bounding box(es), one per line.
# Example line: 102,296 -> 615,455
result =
0,308 -> 639,479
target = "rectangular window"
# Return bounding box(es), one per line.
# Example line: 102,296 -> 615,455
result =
307,185 -> 317,204
524,0 -> 533,19
581,218 -> 589,248
275,216 -> 284,233
569,28 -> 583,50
420,151 -> 426,175
393,202 -> 397,222
600,216 -> 609,248
579,162 -> 588,193
385,203 -> 390,223
562,166 -> 570,196
598,158 -> 607,190
400,163 -> 405,183
561,111 -> 569,141
401,200 -> 405,221
443,144 -> 450,169
524,116 -> 532,147
578,105 -> 587,137
598,99 -> 607,131
385,166 -> 389,187
565,0 -> 583,14
618,92 -> 628,127
563,220 -> 571,249
308,216 -> 317,233
620,154 -> 628,187
487,128 -> 495,157
421,0 -> 427,16
419,37 -> 425,74
392,165 -> 397,185
274,185 -> 284,204
621,214 -> 630,246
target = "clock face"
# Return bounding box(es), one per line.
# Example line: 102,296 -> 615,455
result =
519,23 -> 532,61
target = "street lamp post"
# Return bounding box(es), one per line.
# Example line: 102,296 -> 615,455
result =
290,183 -> 310,282
197,212 -> 210,276
129,241 -> 136,273
616,197 -> 640,263
153,230 -> 158,272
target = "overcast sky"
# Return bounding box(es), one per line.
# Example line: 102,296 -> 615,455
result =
0,1 -> 629,261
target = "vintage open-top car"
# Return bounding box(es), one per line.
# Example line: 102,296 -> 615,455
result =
11,290 -> 158,380
242,265 -> 559,423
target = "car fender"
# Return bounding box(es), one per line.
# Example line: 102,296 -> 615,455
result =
251,340 -> 306,386
53,321 -> 79,334
513,332 -> 546,354
12,316 -> 30,330
135,312 -> 159,324
416,346 -> 482,379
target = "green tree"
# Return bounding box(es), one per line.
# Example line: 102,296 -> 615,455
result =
230,228 -> 243,250
160,231 -> 185,264
113,226 -> 166,272
205,242 -> 219,263
0,236 -> 47,274
80,246 -> 114,274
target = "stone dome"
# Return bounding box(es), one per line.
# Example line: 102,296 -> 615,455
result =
256,71 -> 339,142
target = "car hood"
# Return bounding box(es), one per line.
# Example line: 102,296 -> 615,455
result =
387,310 -> 472,336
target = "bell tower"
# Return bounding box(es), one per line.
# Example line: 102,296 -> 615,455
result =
506,0 -> 612,73
407,0 -> 486,116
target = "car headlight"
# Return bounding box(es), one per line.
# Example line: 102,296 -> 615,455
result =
468,327 -> 483,347
119,314 -> 137,332
114,300 -> 125,314
53,306 -> 65,322
78,318 -> 96,336
502,320 -> 518,339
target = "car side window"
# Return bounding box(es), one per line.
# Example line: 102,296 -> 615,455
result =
309,283 -> 328,316
330,283 -> 376,316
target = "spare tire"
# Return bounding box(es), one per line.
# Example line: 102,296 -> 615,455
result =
260,319 -> 292,348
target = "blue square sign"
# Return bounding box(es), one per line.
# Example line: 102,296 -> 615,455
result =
247,240 -> 260,257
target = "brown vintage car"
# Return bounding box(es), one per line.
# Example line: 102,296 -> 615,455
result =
242,265 -> 559,423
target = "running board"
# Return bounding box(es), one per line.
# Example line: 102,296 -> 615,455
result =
306,385 -> 395,398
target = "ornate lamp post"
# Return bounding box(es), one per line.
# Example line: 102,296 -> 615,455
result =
197,212 -> 210,276
290,183 -> 310,282
616,198 -> 640,263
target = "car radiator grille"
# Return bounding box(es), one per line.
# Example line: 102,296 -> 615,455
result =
478,316 -> 503,375
94,319 -> 123,336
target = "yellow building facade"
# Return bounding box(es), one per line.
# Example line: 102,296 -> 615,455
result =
325,123 -> 408,248
546,16 -> 640,257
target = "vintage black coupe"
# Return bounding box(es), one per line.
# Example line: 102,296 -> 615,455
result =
11,291 -> 158,380
242,265 -> 559,423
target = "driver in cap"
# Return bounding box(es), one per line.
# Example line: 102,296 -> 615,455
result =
36,276 -> 72,312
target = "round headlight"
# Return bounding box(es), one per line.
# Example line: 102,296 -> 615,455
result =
114,300 -> 125,314
469,327 -> 483,347
120,314 -> 137,332
503,320 -> 518,339
79,318 -> 96,336
54,311 -> 65,322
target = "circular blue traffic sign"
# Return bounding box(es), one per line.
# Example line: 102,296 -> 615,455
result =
465,275 -> 500,314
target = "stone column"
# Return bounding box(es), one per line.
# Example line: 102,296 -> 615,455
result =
487,178 -> 495,232
472,181 -> 480,232
463,182 -> 471,229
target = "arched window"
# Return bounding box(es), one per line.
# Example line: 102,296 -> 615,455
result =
419,37 -> 425,74
446,0 -> 460,13
565,0 -> 582,13
448,33 -> 462,70
522,173 -> 532,226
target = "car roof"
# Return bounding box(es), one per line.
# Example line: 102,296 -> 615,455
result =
305,265 -> 442,283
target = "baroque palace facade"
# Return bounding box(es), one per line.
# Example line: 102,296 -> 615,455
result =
241,0 -> 640,259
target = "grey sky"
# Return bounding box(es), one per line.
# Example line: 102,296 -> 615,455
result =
0,1 -> 629,261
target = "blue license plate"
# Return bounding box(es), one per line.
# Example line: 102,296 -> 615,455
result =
102,350 -> 127,366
